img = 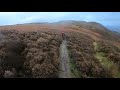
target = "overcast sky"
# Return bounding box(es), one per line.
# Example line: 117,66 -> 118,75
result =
0,12 -> 120,28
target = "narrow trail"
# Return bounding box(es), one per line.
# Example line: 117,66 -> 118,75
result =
59,40 -> 71,78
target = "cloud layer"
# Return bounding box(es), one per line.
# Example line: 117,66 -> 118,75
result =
0,12 -> 120,27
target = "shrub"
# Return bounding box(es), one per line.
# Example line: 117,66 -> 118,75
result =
4,70 -> 15,78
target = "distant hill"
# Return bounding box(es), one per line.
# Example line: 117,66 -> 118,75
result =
53,20 -> 120,41
0,20 -> 120,41
106,25 -> 120,32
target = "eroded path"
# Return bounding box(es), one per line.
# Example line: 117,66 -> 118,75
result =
59,40 -> 71,78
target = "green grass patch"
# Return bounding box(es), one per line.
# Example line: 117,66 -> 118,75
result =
93,42 -> 98,51
93,42 -> 120,78
95,52 -> 110,67
68,49 -> 82,78
95,52 -> 113,69
69,59 -> 82,78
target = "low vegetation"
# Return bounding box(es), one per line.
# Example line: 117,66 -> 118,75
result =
0,29 -> 62,78
94,41 -> 120,78
0,21 -> 120,78
66,32 -> 112,78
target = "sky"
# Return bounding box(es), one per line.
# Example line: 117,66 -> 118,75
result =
0,12 -> 120,30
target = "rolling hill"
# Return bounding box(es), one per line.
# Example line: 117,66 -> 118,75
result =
0,20 -> 120,78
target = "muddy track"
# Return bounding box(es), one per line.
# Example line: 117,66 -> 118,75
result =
59,40 -> 71,78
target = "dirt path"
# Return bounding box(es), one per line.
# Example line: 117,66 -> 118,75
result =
59,40 -> 71,78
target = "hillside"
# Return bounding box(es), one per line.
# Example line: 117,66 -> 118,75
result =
0,20 -> 120,78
